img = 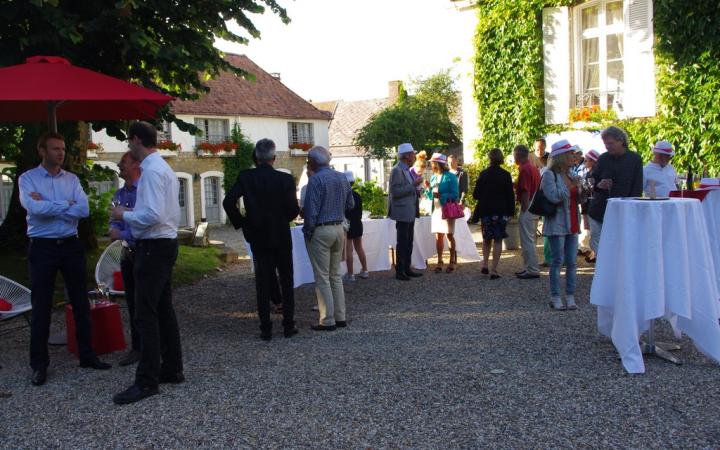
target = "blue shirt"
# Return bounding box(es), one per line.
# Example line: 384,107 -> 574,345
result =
123,152 -> 180,239
110,180 -> 137,247
19,165 -> 89,238
302,166 -> 354,238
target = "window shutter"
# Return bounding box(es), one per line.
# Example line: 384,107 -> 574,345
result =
622,0 -> 655,118
542,7 -> 571,125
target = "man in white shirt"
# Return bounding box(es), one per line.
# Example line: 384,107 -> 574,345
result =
643,140 -> 678,197
110,121 -> 183,405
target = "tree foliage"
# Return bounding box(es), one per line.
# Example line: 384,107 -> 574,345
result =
222,124 -> 255,193
473,0 -> 720,176
354,71 -> 462,159
0,0 -> 287,248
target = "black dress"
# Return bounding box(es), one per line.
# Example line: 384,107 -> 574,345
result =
345,190 -> 363,239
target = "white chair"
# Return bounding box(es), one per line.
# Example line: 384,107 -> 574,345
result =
95,240 -> 125,296
0,275 -> 32,333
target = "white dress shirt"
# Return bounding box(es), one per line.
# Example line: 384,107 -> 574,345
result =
123,152 -> 180,239
643,162 -> 678,197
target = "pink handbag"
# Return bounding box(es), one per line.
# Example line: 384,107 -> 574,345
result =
441,201 -> 464,220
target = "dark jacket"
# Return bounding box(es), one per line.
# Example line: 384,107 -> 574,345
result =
472,165 -> 515,217
222,164 -> 300,249
589,150 -> 643,222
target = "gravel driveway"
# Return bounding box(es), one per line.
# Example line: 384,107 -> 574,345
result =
1,236 -> 719,448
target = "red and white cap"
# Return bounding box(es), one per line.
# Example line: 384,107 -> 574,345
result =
586,149 -> 600,162
429,153 -> 448,164
550,139 -> 576,157
652,140 -> 675,156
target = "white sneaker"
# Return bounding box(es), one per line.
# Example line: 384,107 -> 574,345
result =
549,296 -> 566,311
357,271 -> 369,279
342,274 -> 356,282
565,295 -> 577,310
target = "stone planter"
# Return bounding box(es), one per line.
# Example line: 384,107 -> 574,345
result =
503,218 -> 520,250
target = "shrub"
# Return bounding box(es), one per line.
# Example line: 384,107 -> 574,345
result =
352,179 -> 387,217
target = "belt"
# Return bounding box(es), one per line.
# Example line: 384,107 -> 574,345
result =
29,235 -> 78,245
316,221 -> 343,227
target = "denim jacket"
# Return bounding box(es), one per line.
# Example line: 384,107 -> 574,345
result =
540,170 -> 581,236
425,171 -> 459,208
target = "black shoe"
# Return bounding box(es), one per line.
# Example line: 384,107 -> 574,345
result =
490,274 -> 501,280
516,272 -> 540,279
311,324 -> 336,331
79,358 -> 112,370
335,321 -> 347,328
31,369 -> 47,386
159,372 -> 185,384
395,272 -> 410,281
481,267 -> 489,275
260,329 -> 272,341
283,327 -> 299,338
112,384 -> 159,405
405,270 -> 423,277
514,269 -> 527,275
118,350 -> 142,367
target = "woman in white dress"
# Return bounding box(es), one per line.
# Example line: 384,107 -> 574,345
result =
424,153 -> 459,273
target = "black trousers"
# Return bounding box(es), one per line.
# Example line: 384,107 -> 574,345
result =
120,246 -> 141,352
28,237 -> 95,369
395,220 -> 415,275
134,239 -> 182,388
251,245 -> 294,331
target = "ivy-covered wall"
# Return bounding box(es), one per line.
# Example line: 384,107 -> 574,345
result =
473,0 -> 720,175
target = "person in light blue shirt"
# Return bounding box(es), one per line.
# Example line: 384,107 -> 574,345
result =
19,132 -> 111,387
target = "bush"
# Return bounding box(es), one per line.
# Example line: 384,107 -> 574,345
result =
352,180 -> 387,217
222,124 -> 255,192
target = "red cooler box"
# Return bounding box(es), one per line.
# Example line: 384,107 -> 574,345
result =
66,301 -> 126,357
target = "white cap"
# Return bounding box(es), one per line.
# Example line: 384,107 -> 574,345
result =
429,153 -> 448,164
344,170 -> 355,183
653,140 -> 675,156
550,139 -> 576,157
586,149 -> 600,162
397,143 -> 415,155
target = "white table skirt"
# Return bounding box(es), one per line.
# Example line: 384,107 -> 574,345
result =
590,198 -> 720,373
388,211 -> 481,270
700,189 -> 720,287
246,219 -> 393,288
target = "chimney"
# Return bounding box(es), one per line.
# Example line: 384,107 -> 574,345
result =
388,80 -> 402,103
270,72 -> 281,80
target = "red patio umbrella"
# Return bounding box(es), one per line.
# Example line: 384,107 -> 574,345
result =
0,56 -> 173,131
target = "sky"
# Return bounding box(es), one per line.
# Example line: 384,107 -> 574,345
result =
215,0 -> 476,102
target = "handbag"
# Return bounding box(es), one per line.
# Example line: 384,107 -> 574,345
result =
441,200 -> 465,220
528,172 -> 558,217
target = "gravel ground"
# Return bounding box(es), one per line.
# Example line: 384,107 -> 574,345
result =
1,226 -> 720,449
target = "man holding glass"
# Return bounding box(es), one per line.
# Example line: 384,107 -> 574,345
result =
588,126 -> 643,254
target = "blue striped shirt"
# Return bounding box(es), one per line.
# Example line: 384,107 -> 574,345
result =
302,166 -> 354,238
19,165 -> 89,238
109,180 -> 137,246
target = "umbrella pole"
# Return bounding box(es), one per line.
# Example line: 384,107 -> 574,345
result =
48,101 -> 58,132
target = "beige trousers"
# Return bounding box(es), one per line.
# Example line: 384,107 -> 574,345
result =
306,224 -> 346,326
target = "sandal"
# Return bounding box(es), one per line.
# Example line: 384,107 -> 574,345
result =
434,264 -> 444,273
481,267 -> 489,275
445,265 -> 455,273
490,271 -> 500,280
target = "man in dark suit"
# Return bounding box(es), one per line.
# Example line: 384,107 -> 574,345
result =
223,139 -> 300,340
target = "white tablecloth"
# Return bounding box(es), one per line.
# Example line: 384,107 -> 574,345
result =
387,213 -> 481,270
700,189 -> 720,287
590,198 -> 720,373
246,219 -> 393,288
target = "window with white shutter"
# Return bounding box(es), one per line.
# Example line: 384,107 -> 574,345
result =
542,7 -> 571,124
573,0 -> 625,112
622,0 -> 655,117
194,118 -> 230,144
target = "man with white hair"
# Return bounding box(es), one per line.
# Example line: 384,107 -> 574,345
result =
223,139 -> 300,340
303,146 -> 354,331
389,143 -> 424,281
643,140 -> 678,197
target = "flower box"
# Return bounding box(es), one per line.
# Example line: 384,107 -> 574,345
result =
195,141 -> 237,157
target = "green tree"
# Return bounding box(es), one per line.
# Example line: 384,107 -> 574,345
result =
0,0 -> 288,249
354,70 -> 462,159
222,124 -> 255,193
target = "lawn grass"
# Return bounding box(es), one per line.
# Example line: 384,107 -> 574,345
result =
0,242 -> 221,298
